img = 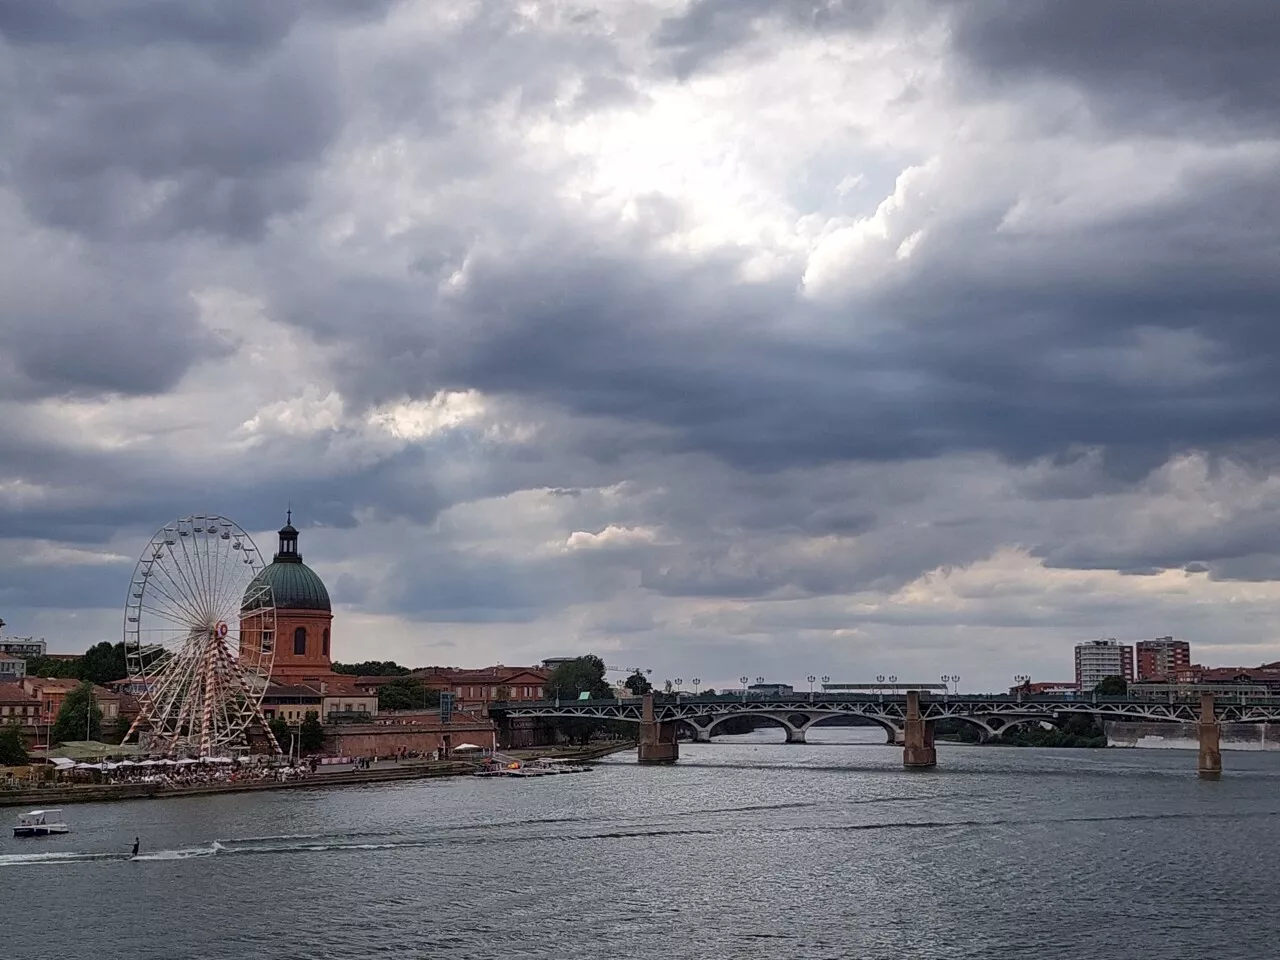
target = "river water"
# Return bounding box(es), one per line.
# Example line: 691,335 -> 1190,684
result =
3,728 -> 1278,960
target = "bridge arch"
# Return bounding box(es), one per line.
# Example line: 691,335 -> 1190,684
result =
805,712 -> 903,745
704,711 -> 804,743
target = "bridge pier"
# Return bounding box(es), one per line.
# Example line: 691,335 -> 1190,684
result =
903,690 -> 936,769
785,727 -> 806,744
1198,693 -> 1222,781
638,693 -> 679,764
693,727 -> 713,743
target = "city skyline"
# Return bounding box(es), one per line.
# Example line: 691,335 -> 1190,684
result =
4,2 -> 1280,693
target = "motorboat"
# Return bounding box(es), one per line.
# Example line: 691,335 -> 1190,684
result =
14,809 -> 70,837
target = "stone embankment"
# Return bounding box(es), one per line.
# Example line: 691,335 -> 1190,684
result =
0,741 -> 634,808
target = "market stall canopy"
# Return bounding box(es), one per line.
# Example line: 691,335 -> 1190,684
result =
48,741 -> 146,761
453,743 -> 484,751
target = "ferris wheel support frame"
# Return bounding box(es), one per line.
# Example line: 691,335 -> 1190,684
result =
122,514 -> 284,757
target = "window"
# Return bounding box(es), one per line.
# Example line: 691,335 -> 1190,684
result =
294,627 -> 307,656
322,628 -> 330,657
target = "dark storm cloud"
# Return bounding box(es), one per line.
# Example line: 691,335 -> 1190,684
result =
950,0 -> 1280,131
0,1 -> 398,242
7,0 -> 1280,656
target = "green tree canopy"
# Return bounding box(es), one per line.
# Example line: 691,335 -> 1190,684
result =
51,682 -> 103,745
547,656 -> 613,701
378,677 -> 440,711
0,724 -> 29,765
299,711 -> 325,753
23,655 -> 80,679
623,670 -> 653,696
1095,675 -> 1128,696
79,641 -> 127,684
268,717 -> 291,754
546,657 -> 615,744
332,660 -> 411,676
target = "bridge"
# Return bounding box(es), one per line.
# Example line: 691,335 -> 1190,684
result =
489,691 -> 1280,779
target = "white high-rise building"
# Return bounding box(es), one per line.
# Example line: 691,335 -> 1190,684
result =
1074,639 -> 1135,691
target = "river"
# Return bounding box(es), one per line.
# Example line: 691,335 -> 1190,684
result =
3,728 -> 1278,960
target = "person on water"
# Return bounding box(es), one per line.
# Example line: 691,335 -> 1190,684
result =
131,837 -> 139,857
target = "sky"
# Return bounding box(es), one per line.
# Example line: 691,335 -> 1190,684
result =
3,1 -> 1280,693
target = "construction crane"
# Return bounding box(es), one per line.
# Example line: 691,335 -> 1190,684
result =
605,664 -> 650,674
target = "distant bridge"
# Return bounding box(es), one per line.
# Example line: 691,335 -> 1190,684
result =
489,691 -> 1278,779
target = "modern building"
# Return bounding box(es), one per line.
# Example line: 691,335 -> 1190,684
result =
0,653 -> 27,681
1074,639 -> 1135,691
0,637 -> 46,659
240,515 -> 336,682
1136,637 -> 1191,681
748,682 -> 794,697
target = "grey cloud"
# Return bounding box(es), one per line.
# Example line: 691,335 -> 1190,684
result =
654,0 -> 888,77
951,0 -> 1280,131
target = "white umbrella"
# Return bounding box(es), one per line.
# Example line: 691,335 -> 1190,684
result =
138,759 -> 159,767
117,759 -> 138,767
453,743 -> 484,752
73,762 -> 96,770
157,759 -> 178,766
176,758 -> 199,766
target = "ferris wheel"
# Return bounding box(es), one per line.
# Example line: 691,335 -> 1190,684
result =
123,515 -> 281,756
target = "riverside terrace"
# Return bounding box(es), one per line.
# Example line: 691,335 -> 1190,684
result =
487,691 -> 1280,780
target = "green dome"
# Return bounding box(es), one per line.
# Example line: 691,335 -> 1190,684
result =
245,560 -> 331,612
241,516 -> 331,612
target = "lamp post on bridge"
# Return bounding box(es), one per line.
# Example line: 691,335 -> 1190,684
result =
675,678 -> 683,693
808,675 -> 816,701
1014,674 -> 1030,703
740,676 -> 749,702
692,678 -> 700,697
942,674 -> 959,697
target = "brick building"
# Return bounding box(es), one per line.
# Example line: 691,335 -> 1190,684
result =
1136,637 -> 1192,681
240,516 -> 335,682
414,665 -> 550,713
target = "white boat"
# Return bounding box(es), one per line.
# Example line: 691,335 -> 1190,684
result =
14,809 -> 70,838
529,757 -> 593,774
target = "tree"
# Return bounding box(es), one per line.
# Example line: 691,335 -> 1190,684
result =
78,641 -> 127,684
1095,675 -> 1128,696
23,655 -> 80,679
494,684 -> 512,702
332,660 -> 410,676
299,711 -> 325,753
0,723 -> 28,765
378,677 -> 440,711
51,683 -> 103,744
546,655 -> 613,701
546,656 -> 615,744
623,670 -> 652,696
268,717 -> 292,754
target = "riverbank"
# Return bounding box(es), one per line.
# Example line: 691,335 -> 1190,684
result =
0,741 -> 635,808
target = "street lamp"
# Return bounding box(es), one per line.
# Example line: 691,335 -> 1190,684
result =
740,676 -> 749,702
807,674 -> 816,701
941,674 -> 959,696
692,678 -> 701,696
675,677 -> 683,693
888,675 -> 897,692
1014,674 -> 1031,701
